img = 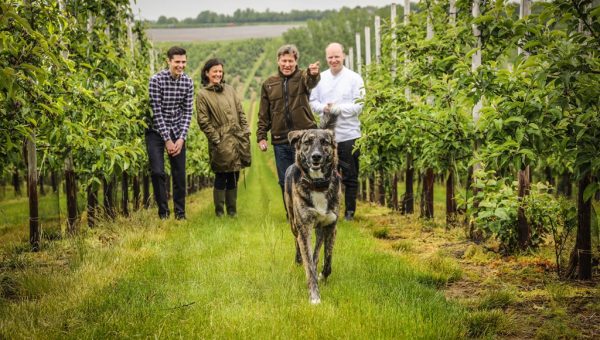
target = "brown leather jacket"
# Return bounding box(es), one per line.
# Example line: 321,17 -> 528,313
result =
256,68 -> 320,145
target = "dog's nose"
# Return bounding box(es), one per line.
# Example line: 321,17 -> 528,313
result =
311,153 -> 322,163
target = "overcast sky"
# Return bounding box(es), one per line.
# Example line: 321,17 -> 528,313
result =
130,0 -> 396,21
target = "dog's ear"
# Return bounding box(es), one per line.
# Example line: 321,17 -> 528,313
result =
288,130 -> 306,147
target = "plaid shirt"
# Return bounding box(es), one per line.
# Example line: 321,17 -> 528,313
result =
149,69 -> 194,141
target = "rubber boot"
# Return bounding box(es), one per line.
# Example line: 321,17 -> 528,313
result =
214,189 -> 226,217
225,188 -> 237,217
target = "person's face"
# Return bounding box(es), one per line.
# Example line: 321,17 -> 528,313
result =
206,64 -> 223,85
168,54 -> 187,78
326,46 -> 344,74
278,53 -> 297,76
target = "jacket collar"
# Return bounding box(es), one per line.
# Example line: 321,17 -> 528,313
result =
278,67 -> 298,79
204,83 -> 224,92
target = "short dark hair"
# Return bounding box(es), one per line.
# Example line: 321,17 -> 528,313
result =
167,46 -> 186,60
201,58 -> 224,86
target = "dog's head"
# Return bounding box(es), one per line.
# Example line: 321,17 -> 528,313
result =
289,128 -> 337,179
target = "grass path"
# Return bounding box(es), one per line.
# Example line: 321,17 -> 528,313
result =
0,110 -> 469,338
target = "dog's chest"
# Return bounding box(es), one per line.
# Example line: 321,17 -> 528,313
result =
311,191 -> 336,225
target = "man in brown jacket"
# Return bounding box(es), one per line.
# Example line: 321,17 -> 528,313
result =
257,44 -> 320,203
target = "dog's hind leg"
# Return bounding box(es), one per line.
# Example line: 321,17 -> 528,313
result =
321,224 -> 337,279
294,240 -> 302,264
296,227 -> 320,304
313,227 -> 325,271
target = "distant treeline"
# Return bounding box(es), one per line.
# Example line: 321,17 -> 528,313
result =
152,8 -> 336,27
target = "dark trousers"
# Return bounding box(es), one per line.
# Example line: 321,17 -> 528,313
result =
338,138 -> 360,213
146,130 -> 186,218
273,143 -> 295,191
214,172 -> 239,190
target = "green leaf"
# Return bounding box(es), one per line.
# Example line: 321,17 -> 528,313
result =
583,182 -> 599,202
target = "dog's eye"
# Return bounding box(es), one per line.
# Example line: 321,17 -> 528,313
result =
320,138 -> 330,145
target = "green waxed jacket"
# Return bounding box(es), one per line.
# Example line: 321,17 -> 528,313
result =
196,83 -> 251,172
256,67 -> 320,145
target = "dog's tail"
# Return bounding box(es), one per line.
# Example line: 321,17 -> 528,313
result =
319,111 -> 339,130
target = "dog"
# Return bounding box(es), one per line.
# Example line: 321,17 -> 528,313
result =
284,112 -> 340,304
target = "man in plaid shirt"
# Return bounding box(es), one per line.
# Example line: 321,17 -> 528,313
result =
147,46 -> 194,220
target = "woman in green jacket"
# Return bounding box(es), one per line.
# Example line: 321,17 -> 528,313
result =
196,58 -> 251,217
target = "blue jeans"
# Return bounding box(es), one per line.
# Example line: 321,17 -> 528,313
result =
273,143 -> 295,191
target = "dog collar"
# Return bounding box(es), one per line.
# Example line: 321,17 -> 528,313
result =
300,170 -> 340,192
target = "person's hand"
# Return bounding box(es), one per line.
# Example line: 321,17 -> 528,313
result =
165,140 -> 176,155
258,139 -> 268,152
171,138 -> 185,157
308,61 -> 320,76
324,103 -> 333,114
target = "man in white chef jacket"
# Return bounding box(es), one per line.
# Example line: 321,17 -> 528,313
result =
310,42 -> 365,221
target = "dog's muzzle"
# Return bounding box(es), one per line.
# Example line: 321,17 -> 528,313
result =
310,152 -> 322,170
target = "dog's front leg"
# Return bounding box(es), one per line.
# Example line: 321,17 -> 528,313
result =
313,226 -> 325,271
322,223 -> 337,279
295,224 -> 320,304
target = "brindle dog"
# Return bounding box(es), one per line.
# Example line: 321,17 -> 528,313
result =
284,113 -> 340,304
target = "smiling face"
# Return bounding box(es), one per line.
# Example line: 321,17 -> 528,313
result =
168,54 -> 187,78
326,43 -> 345,75
206,64 -> 223,85
278,52 -> 297,76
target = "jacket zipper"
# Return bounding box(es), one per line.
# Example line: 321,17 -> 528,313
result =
283,77 -> 293,132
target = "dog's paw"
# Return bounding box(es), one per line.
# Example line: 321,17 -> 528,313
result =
310,297 -> 321,305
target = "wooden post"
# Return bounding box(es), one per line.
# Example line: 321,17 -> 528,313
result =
404,0 -> 411,100
27,134 -> 40,251
348,47 -> 354,71
365,26 -> 371,67
121,172 -> 129,217
355,32 -> 362,76
517,0 -> 532,249
469,0 -> 483,240
133,174 -> 140,210
374,16 -> 381,64
87,184 -> 98,228
65,157 -> 78,234
449,0 -> 457,25
391,3 -> 397,79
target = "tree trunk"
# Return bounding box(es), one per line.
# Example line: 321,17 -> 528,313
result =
13,169 -> 21,196
121,172 -> 129,217
421,168 -> 434,219
567,174 -> 593,280
143,171 -> 151,209
545,166 -> 555,189
517,166 -> 531,249
27,136 -> 40,251
133,174 -> 140,211
446,170 -> 457,227
38,171 -> 45,196
103,176 -> 116,220
558,172 -> 572,198
404,154 -> 414,214
51,171 -> 58,192
368,174 -> 375,203
360,178 -> 367,201
65,158 -> 78,234
392,173 -> 399,211
377,169 -> 385,206
87,183 -> 98,228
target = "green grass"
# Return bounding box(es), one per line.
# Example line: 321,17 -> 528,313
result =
0,134 -> 472,339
